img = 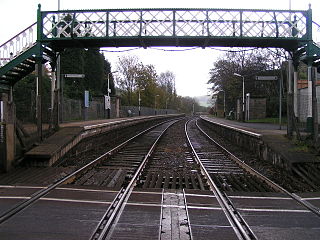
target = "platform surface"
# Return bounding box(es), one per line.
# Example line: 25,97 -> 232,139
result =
201,116 -> 319,164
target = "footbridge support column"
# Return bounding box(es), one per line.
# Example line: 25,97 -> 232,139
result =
293,59 -> 299,120
0,92 -> 16,172
306,63 -> 313,132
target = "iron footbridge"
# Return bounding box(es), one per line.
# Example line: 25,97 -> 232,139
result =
0,5 -> 319,89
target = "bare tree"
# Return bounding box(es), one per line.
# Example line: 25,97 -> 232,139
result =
116,55 -> 140,105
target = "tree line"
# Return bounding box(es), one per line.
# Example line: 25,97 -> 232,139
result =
208,48 -> 288,117
13,48 -> 205,123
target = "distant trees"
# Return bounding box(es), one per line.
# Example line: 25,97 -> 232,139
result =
13,72 -> 51,122
60,48 -> 114,99
208,49 -> 285,116
115,55 -> 200,113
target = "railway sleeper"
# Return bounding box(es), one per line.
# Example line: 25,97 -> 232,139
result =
137,173 -> 208,190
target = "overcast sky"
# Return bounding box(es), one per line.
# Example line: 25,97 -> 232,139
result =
1,0 -> 319,97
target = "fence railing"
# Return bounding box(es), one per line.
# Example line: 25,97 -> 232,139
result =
40,8 -> 308,41
0,23 -> 37,68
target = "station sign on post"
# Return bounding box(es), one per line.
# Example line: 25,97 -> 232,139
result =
256,76 -> 278,81
104,95 -> 111,109
84,90 -> 89,108
64,74 -> 85,78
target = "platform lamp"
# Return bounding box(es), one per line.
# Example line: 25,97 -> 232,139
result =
233,73 -> 245,122
107,71 -> 117,119
219,90 -> 226,118
138,87 -> 145,116
154,94 -> 159,115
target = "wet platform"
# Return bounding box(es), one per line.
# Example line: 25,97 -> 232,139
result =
1,185 -> 320,239
200,116 -> 319,169
24,114 -> 181,167
0,185 -> 117,240
228,192 -> 320,240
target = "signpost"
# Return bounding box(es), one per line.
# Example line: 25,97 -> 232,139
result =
84,90 -> 89,121
64,74 -> 85,78
256,76 -> 278,81
104,95 -> 111,110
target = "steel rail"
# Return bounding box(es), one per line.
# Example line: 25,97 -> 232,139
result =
182,188 -> 193,240
195,118 -> 320,218
158,188 -> 165,240
0,118 -> 178,225
91,119 -> 180,240
185,119 -> 256,240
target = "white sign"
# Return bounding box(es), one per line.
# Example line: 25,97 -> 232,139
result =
105,95 -> 111,109
84,90 -> 89,108
256,76 -> 278,81
64,74 -> 85,78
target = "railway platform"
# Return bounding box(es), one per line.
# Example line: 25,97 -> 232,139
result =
24,114 -> 181,167
200,116 -> 320,168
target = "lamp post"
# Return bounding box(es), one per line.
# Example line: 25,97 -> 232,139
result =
106,71 -> 117,119
154,94 -> 159,115
220,90 -> 226,118
165,98 -> 168,114
138,89 -> 141,116
234,73 -> 245,121
138,87 -> 145,116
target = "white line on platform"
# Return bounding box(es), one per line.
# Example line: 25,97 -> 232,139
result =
301,197 -> 320,200
238,208 -> 310,213
0,185 -> 118,193
41,198 -> 111,204
56,187 -> 118,193
0,185 -> 44,189
0,196 -> 30,199
229,196 -> 292,200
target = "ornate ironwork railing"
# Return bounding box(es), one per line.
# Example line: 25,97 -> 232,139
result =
40,9 -> 308,41
313,21 -> 320,46
0,23 -> 37,67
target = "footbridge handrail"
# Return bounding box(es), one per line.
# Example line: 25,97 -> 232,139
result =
0,23 -> 37,67
39,8 -> 310,47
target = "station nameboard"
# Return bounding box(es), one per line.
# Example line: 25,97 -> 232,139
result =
256,76 -> 278,81
64,74 -> 85,78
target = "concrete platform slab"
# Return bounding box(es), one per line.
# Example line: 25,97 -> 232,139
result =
0,185 -> 118,240
200,116 -> 320,169
228,192 -> 320,240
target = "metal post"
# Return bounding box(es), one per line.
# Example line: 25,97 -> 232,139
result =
246,93 -> 250,121
312,67 -> 318,143
306,64 -> 313,132
107,71 -> 117,119
154,95 -> 157,115
293,70 -> 298,118
287,58 -> 294,137
192,102 -> 195,115
222,92 -> 225,118
234,73 -> 245,122
107,73 -> 111,119
154,95 -> 159,115
279,70 -> 283,130
0,93 -> 15,172
165,98 -> 168,115
242,76 -> 245,122
36,60 -> 43,141
138,89 -> 141,116
61,74 -> 64,122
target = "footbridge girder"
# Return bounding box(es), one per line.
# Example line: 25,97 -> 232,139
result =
40,7 -> 309,51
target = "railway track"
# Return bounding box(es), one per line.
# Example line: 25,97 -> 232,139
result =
0,118 -> 180,226
185,118 -> 320,239
1,116 -> 320,239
